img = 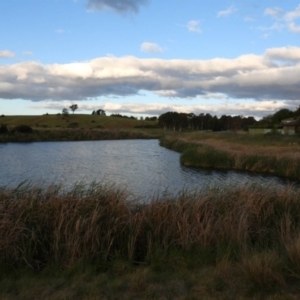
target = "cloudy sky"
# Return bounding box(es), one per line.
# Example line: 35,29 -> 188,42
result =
1,0 -> 300,119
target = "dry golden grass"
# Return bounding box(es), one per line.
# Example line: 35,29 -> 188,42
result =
0,183 -> 300,268
161,134 -> 300,179
2,182 -> 300,298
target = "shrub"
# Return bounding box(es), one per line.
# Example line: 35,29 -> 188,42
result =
0,124 -> 8,134
12,125 -> 33,133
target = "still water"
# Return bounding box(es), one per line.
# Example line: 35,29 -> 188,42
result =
0,139 -> 295,199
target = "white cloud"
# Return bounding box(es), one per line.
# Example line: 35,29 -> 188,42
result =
86,0 -> 148,14
284,4 -> 300,22
217,6 -> 237,18
140,42 -> 163,54
265,46 -> 300,62
256,22 -> 284,32
244,16 -> 256,22
288,22 -> 300,33
187,20 -> 202,33
0,50 -> 15,58
265,5 -> 300,34
1,47 -> 300,104
264,7 -> 283,19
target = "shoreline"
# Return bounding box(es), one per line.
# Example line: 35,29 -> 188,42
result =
0,128 -> 162,143
159,133 -> 300,180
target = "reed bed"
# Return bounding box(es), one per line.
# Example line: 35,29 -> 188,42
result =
1,181 -> 300,285
160,136 -> 300,179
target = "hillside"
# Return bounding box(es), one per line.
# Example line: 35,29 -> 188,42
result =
0,114 -> 158,130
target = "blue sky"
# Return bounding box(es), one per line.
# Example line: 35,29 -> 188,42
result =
1,0 -> 300,119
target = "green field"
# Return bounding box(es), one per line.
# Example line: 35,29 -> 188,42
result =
0,114 -> 157,130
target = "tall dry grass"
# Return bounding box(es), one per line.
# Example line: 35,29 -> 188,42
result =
1,181 -> 300,289
160,136 -> 300,179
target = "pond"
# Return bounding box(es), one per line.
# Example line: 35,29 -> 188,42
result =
0,139 -> 295,199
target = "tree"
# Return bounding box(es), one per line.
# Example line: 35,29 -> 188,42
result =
69,104 -> 78,114
294,106 -> 300,118
271,108 -> 294,124
62,108 -> 69,116
96,109 -> 106,116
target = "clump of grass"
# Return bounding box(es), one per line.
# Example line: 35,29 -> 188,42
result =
181,145 -> 234,169
160,136 -> 300,179
2,182 -> 300,297
0,183 -> 300,268
240,250 -> 286,288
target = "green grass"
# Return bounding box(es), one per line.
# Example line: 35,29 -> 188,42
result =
185,130 -> 300,147
0,114 -> 158,130
0,128 -> 163,143
2,182 -> 300,298
0,114 -> 163,142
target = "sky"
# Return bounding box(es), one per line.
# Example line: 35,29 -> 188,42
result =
1,0 -> 300,119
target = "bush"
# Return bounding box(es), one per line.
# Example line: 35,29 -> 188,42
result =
0,124 -> 8,134
12,125 -> 33,133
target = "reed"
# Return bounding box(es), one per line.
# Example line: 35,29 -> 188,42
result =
2,182 -> 300,297
160,136 -> 300,179
0,182 -> 300,299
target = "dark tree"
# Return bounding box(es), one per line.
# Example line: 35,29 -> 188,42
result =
69,104 -> 78,114
62,108 -> 69,116
158,111 -> 189,131
96,109 -> 106,116
294,106 -> 300,118
271,108 -> 294,124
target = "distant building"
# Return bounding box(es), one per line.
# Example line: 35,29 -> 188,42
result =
249,118 -> 300,135
281,119 -> 299,135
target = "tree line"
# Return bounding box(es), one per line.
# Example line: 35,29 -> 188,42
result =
256,107 -> 300,126
157,107 -> 300,132
158,112 -> 256,132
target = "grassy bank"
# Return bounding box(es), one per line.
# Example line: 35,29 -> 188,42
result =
1,182 -> 300,298
160,133 -> 300,180
0,128 -> 162,143
0,114 -> 162,142
0,114 -> 157,130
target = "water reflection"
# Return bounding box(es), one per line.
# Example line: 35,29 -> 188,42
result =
0,140 -> 296,199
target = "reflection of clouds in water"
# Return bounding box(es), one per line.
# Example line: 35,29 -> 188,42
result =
0,140 -> 295,199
